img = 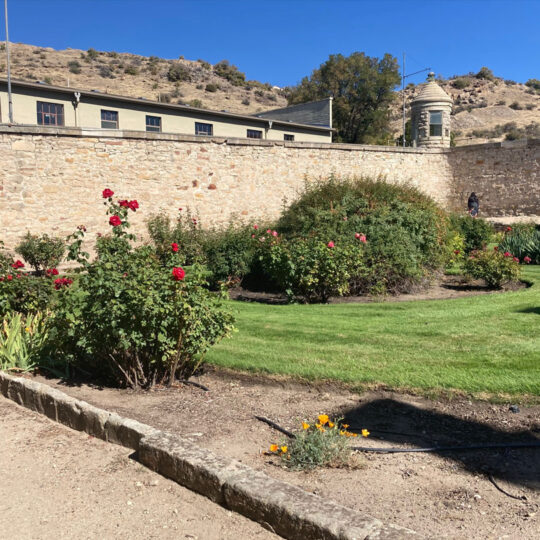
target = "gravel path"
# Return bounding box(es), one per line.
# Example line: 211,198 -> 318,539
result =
0,397 -> 278,540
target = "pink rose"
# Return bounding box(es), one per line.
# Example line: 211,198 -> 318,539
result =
524,256 -> 532,264
272,231 -> 278,237
503,251 -> 511,257
327,241 -> 335,248
253,224 -> 259,230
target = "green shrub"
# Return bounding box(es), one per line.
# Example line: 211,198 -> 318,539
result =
509,101 -> 523,110
67,60 -> 81,74
188,99 -> 204,108
86,48 -> 98,60
0,273 -> 56,317
124,65 -> 138,76
213,60 -> 245,86
463,248 -> 521,288
167,63 -> 190,82
447,214 -> 494,253
498,224 -> 540,264
16,232 -> 65,274
52,193 -> 234,388
452,78 -> 471,89
475,66 -> 495,81
257,234 -> 367,302
276,176 -> 447,295
205,83 -> 218,92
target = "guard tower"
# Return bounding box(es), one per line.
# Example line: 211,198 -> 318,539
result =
411,72 -> 452,148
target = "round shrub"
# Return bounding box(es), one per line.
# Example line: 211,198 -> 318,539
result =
275,176 -> 447,295
447,214 -> 494,253
463,248 -> 521,288
16,232 -> 65,275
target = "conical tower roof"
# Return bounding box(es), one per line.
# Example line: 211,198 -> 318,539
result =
412,74 -> 452,105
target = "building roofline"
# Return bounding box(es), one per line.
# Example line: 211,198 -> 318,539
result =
0,78 -> 335,133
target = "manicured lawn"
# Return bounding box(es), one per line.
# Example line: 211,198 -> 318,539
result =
207,267 -> 540,400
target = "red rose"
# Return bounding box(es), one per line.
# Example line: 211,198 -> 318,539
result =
506,226 -> 512,232
524,256 -> 532,264
171,242 -> 179,252
119,200 -> 129,207
179,207 -> 183,211
109,215 -> 122,227
46,268 -> 59,276
54,277 -> 73,290
327,241 -> 335,248
7,275 -> 13,281
172,267 -> 185,281
253,224 -> 259,230
128,200 -> 139,211
102,188 -> 114,198
494,246 -> 499,251
11,260 -> 24,269
454,250 -> 460,255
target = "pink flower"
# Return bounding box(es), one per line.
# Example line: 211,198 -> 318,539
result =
266,229 -> 271,234
109,215 -> 122,227
6,275 -> 12,281
171,243 -> 179,252
272,231 -> 278,237
102,188 -> 114,198
343,216 -> 348,221
354,233 -> 367,243
327,241 -> 335,248
251,234 -> 255,238
513,257 -> 519,262
504,251 -> 511,257
524,256 -> 532,264
253,224 -> 259,230
172,267 -> 185,281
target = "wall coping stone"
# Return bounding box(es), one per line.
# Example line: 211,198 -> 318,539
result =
0,123 -> 447,154
0,370 -> 418,540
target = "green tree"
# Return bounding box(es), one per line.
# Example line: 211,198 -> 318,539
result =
286,52 -> 400,144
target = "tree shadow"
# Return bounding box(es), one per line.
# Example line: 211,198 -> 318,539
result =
516,306 -> 540,315
342,399 -> 540,490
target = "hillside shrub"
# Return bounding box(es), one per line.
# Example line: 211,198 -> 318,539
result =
475,67 -> 495,81
67,60 -> 81,74
452,78 -> 471,89
275,176 -> 447,295
52,191 -> 234,388
205,83 -> 218,92
498,223 -> 540,264
447,214 -> 494,253
86,48 -> 98,60
167,63 -> 191,82
463,249 -> 521,288
213,60 -> 245,86
15,232 -> 65,275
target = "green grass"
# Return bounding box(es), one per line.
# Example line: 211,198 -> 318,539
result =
207,267 -> 540,400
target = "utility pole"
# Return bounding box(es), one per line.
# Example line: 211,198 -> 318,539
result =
402,53 -> 431,147
4,0 -> 13,123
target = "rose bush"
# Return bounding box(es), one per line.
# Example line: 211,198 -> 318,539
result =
463,248 -> 521,288
51,191 -> 234,388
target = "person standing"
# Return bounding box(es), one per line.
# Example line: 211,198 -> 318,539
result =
467,192 -> 479,217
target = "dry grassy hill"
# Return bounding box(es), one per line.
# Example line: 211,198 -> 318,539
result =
1,43 -> 539,145
0,42 -> 287,114
393,72 -> 540,145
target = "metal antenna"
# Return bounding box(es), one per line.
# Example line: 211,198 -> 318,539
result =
4,0 -> 13,123
402,53 -> 431,147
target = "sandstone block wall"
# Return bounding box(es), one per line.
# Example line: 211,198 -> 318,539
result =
448,139 -> 540,217
0,126 -> 538,252
0,126 -> 451,250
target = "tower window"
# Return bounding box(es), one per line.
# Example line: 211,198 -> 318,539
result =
429,111 -> 442,136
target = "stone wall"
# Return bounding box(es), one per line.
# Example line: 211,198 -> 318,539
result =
448,139 -> 540,217
0,126 -> 451,250
0,126 -> 538,251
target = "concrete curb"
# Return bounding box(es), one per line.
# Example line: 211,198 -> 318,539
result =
0,371 -> 417,539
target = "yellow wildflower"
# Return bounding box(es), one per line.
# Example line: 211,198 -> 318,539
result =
342,424 -> 349,429
280,446 -> 288,453
269,444 -> 278,452
302,422 -> 310,430
352,433 -> 358,437
328,421 -> 334,428
25,327 -> 31,333
339,430 -> 346,436
318,414 -> 329,425
361,429 -> 370,437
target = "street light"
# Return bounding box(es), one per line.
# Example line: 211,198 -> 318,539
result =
402,53 -> 431,147
4,0 -> 13,123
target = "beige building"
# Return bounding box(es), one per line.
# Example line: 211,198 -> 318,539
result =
0,78 -> 333,143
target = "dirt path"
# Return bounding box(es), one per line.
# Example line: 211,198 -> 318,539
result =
0,397 -> 278,540
31,369 -> 540,540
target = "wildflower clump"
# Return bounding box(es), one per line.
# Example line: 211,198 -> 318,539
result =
268,414 -> 369,470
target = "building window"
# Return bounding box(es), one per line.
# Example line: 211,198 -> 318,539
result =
146,115 -> 161,132
247,129 -> 262,139
101,110 -> 119,129
195,122 -> 213,136
429,111 -> 442,137
284,134 -> 294,141
36,102 -> 64,126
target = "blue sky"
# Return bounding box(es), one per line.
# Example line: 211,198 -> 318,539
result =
2,0 -> 539,87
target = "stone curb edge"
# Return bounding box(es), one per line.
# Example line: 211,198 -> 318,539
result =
0,371 -> 417,540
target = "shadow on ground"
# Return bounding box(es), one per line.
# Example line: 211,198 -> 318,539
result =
342,399 -> 540,490
516,306 -> 540,315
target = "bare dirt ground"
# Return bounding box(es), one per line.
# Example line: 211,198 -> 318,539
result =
230,274 -> 527,305
0,397 -> 277,540
28,369 -> 540,540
